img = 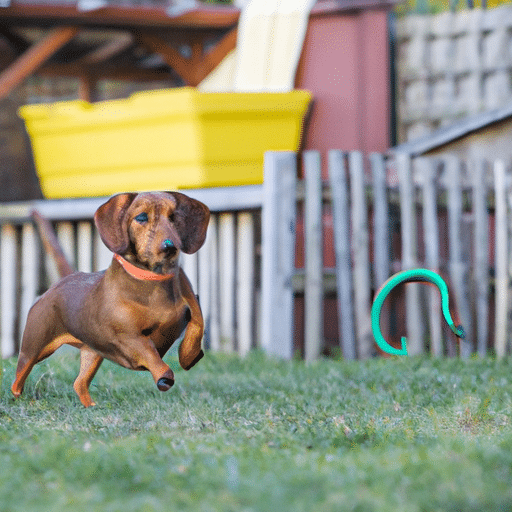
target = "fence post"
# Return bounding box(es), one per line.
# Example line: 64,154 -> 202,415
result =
261,151 -> 297,359
304,151 -> 324,361
329,150 -> 356,360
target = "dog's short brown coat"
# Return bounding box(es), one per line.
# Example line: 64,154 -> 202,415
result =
11,191 -> 210,407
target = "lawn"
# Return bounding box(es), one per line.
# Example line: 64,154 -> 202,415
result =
0,349 -> 512,511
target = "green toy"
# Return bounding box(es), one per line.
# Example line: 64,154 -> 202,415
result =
371,268 -> 465,356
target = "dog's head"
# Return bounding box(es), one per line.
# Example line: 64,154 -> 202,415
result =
94,192 -> 210,275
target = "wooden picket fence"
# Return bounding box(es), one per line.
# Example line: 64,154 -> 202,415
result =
264,150 -> 508,360
0,150 -> 509,360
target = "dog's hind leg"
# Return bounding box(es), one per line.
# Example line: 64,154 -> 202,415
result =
11,296 -> 66,399
73,346 -> 103,407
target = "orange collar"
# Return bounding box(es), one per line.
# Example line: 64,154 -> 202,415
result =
113,254 -> 174,281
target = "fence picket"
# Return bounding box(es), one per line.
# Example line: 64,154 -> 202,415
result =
19,223 -> 39,346
77,221 -> 93,273
419,157 -> 443,356
349,151 -> 373,359
329,150 -> 356,360
495,160 -> 508,357
236,212 -> 255,356
371,153 -> 390,288
472,159 -> 489,357
1,224 -> 17,358
446,156 -> 473,358
304,151 -> 324,361
207,215 -> 221,351
398,153 -> 423,355
219,213 -> 236,352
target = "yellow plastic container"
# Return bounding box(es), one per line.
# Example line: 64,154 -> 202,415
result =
19,87 -> 312,198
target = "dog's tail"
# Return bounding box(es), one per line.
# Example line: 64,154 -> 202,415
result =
31,210 -> 75,278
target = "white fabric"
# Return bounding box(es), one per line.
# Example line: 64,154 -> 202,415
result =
199,0 -> 316,92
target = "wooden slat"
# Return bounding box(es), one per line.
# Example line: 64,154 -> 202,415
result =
207,215 -> 221,351
77,221 -> 93,273
198,220 -> 213,350
371,152 -> 390,288
472,159 -> 489,357
446,156 -> 473,358
219,213 -> 236,352
236,212 -> 255,356
1,224 -> 17,358
181,254 -> 198,292
0,26 -> 79,101
94,229 -> 113,272
304,151 -> 324,362
349,151 -> 373,359
261,151 -> 297,359
494,159 -> 508,358
397,152 -> 423,355
19,223 -> 39,345
56,222 -> 75,271
418,157 -> 443,356
328,150 -> 356,360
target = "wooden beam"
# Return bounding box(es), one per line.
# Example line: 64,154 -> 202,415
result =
135,31 -> 196,85
198,27 -> 237,81
38,62 -> 175,82
135,27 -> 237,87
0,26 -> 78,100
0,4 -> 240,30
79,33 -> 134,65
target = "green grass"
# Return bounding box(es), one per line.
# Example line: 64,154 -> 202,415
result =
1,349 -> 512,511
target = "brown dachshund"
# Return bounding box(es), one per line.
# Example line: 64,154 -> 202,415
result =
11,191 -> 210,407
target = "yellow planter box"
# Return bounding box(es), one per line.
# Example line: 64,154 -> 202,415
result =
19,87 -> 312,198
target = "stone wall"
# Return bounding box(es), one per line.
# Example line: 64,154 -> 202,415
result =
396,5 -> 512,143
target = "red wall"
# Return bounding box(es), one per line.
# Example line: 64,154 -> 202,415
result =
295,5 -> 392,166
292,3 -> 394,356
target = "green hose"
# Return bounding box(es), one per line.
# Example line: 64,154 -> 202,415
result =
371,269 -> 465,356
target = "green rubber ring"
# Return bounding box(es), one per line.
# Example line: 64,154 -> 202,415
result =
371,269 -> 465,356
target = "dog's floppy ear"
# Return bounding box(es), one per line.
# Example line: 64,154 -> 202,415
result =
169,192 -> 210,254
94,193 -> 138,254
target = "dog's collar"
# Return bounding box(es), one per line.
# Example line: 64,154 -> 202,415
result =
113,254 -> 174,281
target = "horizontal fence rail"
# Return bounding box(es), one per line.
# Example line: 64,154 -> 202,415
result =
0,151 -> 510,360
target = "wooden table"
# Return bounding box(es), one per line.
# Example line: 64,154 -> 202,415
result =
0,1 -> 240,101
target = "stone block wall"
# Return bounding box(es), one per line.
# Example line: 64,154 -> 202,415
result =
396,6 -> 512,142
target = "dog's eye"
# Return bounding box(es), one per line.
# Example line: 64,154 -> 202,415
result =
134,213 -> 148,224
169,213 -> 175,222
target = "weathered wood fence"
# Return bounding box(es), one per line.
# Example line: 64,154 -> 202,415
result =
0,150 -> 510,360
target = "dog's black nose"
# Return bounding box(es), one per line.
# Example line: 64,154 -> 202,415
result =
157,377 -> 174,391
162,239 -> 176,255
